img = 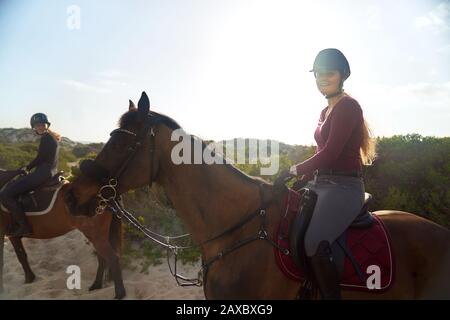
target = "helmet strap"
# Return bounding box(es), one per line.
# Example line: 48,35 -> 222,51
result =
324,80 -> 344,99
325,90 -> 343,99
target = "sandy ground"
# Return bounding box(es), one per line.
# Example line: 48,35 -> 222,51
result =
0,230 -> 205,300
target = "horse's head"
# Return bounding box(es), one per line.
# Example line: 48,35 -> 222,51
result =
64,91 -> 173,216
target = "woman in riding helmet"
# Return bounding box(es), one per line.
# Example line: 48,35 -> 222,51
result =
288,48 -> 377,299
0,113 -> 61,237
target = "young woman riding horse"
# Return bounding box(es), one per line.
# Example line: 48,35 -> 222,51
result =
0,113 -> 61,237
281,48 -> 377,299
0,113 -> 126,299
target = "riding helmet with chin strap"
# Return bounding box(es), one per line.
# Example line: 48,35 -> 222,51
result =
30,113 -> 51,128
310,48 -> 351,98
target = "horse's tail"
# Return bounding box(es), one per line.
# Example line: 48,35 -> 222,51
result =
109,213 -> 123,257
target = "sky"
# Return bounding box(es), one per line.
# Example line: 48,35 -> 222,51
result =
0,0 -> 449,145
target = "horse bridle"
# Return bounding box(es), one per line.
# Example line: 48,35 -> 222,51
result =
94,118 -> 157,215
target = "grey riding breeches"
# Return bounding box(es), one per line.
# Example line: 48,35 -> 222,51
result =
303,174 -> 365,257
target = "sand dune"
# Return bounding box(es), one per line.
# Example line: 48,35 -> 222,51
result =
0,230 -> 204,300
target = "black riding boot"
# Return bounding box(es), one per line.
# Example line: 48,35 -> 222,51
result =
10,209 -> 32,237
308,241 -> 341,300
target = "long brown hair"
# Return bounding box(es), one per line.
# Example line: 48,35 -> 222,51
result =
360,119 -> 377,165
47,128 -> 62,142
342,92 -> 377,165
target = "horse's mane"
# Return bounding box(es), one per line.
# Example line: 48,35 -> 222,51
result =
118,110 -> 270,186
119,110 -> 181,131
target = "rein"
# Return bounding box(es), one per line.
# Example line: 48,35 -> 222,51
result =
89,116 -> 288,287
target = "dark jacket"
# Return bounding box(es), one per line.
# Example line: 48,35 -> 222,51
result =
26,132 -> 59,176
0,132 -> 60,204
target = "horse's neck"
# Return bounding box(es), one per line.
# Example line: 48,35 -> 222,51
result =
156,130 -> 262,244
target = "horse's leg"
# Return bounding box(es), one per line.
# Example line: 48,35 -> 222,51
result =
0,224 -> 5,293
9,237 -> 35,284
106,214 -> 122,284
89,254 -> 106,291
79,214 -> 126,299
91,240 -> 126,299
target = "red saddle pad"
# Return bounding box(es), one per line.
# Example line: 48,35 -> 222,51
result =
273,189 -> 394,292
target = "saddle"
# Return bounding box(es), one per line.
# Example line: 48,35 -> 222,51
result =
289,191 -> 374,269
1,171 -> 66,216
274,188 -> 394,293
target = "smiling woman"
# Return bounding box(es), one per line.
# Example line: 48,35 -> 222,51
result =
284,48 -> 379,299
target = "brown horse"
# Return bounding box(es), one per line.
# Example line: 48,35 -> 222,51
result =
64,92 -> 450,299
0,169 -> 126,299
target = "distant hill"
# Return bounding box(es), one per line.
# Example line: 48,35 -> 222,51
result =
209,138 -> 306,160
0,129 -> 301,155
0,128 -> 104,174
0,128 -> 77,147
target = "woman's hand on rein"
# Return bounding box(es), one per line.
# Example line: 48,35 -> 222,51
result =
292,177 -> 308,191
273,169 -> 296,195
289,165 -> 298,176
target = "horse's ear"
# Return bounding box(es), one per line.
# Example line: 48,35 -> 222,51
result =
137,91 -> 150,120
129,99 -> 136,111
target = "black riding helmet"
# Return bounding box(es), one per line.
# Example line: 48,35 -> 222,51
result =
30,113 -> 51,128
310,48 -> 351,80
310,48 -> 351,99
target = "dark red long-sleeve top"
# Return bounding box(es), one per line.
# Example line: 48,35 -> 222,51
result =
295,95 -> 364,177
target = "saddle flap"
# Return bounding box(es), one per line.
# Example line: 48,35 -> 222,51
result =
289,188 -> 318,270
37,171 -> 65,190
19,182 -> 65,215
351,212 -> 374,228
